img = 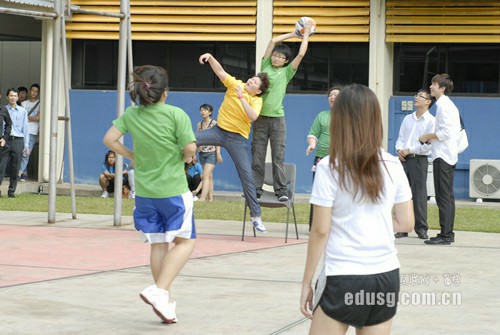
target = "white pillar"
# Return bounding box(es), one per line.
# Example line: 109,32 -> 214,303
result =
40,19 -> 66,184
256,0 -> 274,181
256,0 -> 273,74
369,0 -> 393,150
40,19 -> 52,183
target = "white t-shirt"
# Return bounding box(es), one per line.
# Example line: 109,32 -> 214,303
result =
310,150 -> 412,276
21,99 -> 40,135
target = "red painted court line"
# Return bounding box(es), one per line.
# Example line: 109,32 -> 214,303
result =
0,225 -> 305,287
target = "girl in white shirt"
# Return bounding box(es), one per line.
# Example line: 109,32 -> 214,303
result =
300,84 -> 414,334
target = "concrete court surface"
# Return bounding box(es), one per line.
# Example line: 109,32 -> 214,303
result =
0,210 -> 499,335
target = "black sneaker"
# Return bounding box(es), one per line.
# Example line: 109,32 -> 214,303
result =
425,236 -> 451,245
277,194 -> 289,202
430,234 -> 454,243
8,192 -> 15,198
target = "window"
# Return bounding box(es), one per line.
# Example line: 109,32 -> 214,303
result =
71,40 -> 118,89
394,43 -> 500,95
71,40 -> 370,92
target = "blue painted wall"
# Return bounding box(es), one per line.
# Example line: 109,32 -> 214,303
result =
66,90 -> 500,199
67,90 -> 328,193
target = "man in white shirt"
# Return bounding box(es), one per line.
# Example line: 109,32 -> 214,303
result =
396,89 -> 435,240
19,83 -> 40,181
419,74 -> 461,245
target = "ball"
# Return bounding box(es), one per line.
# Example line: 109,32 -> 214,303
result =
295,17 -> 316,37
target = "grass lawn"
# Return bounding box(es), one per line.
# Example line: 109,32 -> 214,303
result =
1,194 -> 499,233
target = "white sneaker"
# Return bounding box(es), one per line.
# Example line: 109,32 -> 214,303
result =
250,217 -> 267,233
129,191 -> 135,199
193,196 -> 199,202
140,285 -> 177,323
101,191 -> 109,198
139,284 -> 157,306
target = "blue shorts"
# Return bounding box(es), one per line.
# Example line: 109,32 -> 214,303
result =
198,151 -> 216,166
133,191 -> 196,243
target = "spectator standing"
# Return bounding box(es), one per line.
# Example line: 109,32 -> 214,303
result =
0,104 -> 13,191
419,74 -> 461,245
18,83 -> 40,181
16,86 -> 28,106
395,89 -> 435,240
196,103 -> 222,201
0,88 -> 29,198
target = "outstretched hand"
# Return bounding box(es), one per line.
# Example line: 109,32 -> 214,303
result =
306,144 -> 315,156
199,53 -> 212,64
303,20 -> 314,37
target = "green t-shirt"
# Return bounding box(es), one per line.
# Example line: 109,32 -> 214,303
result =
260,55 -> 297,117
113,103 -> 196,198
308,110 -> 331,158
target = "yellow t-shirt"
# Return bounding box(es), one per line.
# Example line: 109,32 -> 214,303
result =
217,75 -> 262,139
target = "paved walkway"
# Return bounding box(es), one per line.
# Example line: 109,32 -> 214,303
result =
0,210 -> 499,335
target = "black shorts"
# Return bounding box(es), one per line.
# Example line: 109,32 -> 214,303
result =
316,268 -> 400,328
106,176 -> 129,193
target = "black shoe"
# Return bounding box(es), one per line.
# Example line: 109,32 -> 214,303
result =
277,194 -> 288,202
8,192 -> 15,198
430,235 -> 454,243
417,233 -> 429,240
394,233 -> 408,238
424,236 -> 451,245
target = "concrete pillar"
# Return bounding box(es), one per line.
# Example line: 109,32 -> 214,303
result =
256,0 -> 273,74
40,19 -> 66,183
369,0 -> 393,150
255,0 -> 274,189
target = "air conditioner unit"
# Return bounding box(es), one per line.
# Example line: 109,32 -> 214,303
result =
469,159 -> 500,201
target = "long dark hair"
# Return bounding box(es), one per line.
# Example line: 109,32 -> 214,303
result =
104,150 -> 115,170
329,84 -> 384,203
129,65 -> 169,106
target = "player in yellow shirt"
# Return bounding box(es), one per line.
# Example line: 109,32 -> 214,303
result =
197,53 -> 270,232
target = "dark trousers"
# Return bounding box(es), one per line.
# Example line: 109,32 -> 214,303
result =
0,137 -> 24,194
186,174 -> 202,193
433,158 -> 456,239
402,156 -> 429,235
251,116 -> 287,196
195,125 -> 260,217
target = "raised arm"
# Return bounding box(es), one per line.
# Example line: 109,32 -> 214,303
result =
263,32 -> 297,58
290,21 -> 313,70
199,53 -> 227,83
